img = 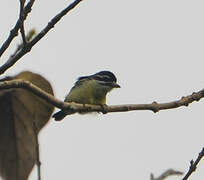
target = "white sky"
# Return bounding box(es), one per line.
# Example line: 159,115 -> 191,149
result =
1,0 -> 204,179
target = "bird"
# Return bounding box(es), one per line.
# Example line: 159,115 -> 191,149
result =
53,71 -> 120,121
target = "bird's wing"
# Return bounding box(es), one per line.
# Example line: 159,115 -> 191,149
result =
74,76 -> 91,87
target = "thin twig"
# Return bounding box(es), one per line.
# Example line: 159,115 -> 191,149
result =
182,147 -> 204,180
0,79 -> 204,117
19,0 -> 27,46
150,169 -> 183,180
0,0 -> 83,75
0,0 -> 35,58
10,29 -> 36,59
33,121 -> 41,180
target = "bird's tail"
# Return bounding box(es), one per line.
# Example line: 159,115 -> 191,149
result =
53,110 -> 75,121
52,111 -> 67,121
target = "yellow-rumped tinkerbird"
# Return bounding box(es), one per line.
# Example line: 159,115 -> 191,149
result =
53,71 -> 120,121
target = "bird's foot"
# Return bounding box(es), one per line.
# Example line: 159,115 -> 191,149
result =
100,104 -> 108,114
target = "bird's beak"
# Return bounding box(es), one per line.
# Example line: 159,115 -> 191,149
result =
111,82 -> 121,88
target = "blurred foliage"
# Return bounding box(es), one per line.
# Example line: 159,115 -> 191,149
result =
26,29 -> 36,42
0,71 -> 54,180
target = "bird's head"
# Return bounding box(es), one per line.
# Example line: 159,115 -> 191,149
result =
92,71 -> 120,90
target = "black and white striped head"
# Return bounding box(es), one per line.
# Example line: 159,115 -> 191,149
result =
78,71 -> 120,89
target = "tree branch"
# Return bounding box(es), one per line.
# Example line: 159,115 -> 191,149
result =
10,29 -> 36,59
0,0 -> 35,58
0,0 -> 83,75
1,79 -> 204,117
150,169 -> 183,180
19,0 -> 27,46
33,121 -> 41,180
182,147 -> 204,180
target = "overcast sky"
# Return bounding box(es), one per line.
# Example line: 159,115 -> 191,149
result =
1,0 -> 204,180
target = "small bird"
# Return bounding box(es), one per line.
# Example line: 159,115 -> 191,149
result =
53,71 -> 120,121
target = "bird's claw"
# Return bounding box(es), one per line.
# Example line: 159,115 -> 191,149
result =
100,104 -> 108,114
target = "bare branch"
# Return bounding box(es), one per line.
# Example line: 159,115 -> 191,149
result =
1,80 -> 204,117
19,0 -> 27,46
150,169 -> 183,180
182,147 -> 204,180
0,0 -> 83,75
9,29 -> 36,60
0,0 -> 35,58
33,121 -> 41,180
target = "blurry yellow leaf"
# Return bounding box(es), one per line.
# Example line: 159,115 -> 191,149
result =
0,71 -> 54,180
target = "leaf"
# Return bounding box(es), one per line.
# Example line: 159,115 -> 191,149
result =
0,71 -> 54,180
